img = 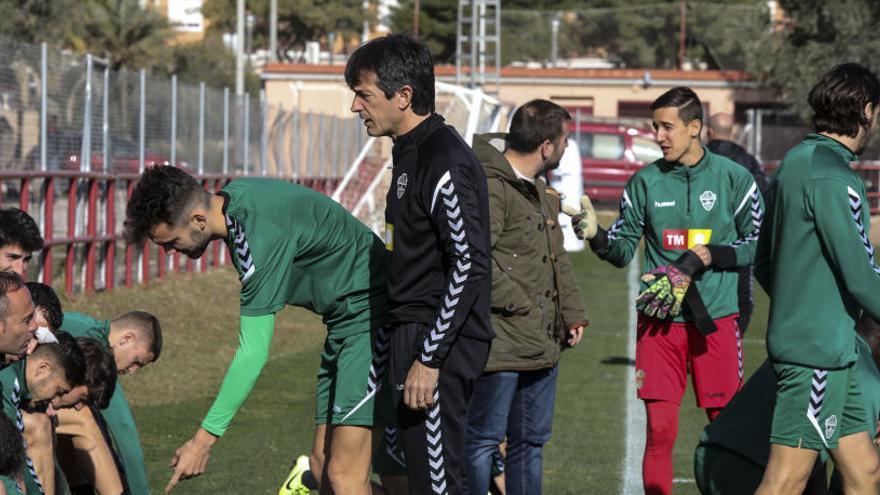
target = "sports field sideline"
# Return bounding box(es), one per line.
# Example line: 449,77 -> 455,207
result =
59,242 -> 770,494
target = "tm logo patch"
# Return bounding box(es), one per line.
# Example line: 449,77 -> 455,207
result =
662,229 -> 713,250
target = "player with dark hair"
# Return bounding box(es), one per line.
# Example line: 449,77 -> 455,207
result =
755,63 -> 880,494
56,310 -> 163,494
347,34 -> 493,494
0,332 -> 86,494
124,164 -> 390,494
25,282 -> 63,341
0,414 -> 24,495
0,208 -> 43,279
569,86 -> 762,494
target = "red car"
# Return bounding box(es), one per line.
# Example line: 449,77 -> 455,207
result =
28,133 -> 186,174
570,120 -> 662,203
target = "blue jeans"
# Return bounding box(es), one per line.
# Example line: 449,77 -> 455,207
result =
466,366 -> 559,495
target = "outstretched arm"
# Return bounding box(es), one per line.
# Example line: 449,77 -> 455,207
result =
165,313 -> 275,493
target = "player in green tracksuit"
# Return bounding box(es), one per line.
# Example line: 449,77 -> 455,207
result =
695,313 -> 880,494
57,311 -> 161,495
124,168 -> 390,494
569,87 -> 762,494
755,63 -> 880,494
1,334 -> 86,495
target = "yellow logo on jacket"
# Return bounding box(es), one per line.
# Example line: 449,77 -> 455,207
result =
662,229 -> 712,250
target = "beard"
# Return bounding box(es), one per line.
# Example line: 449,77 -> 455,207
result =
180,228 -> 212,259
542,160 -> 561,173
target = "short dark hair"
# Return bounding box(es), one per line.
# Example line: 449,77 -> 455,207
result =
345,34 -> 435,115
113,311 -> 162,361
123,166 -> 211,246
25,282 -> 63,331
808,63 -> 880,138
32,331 -> 86,387
651,86 -> 704,126
0,414 -> 24,477
508,99 -> 572,153
0,208 -> 43,252
75,337 -> 117,409
0,271 -> 25,320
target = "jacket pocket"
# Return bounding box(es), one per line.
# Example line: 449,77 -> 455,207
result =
492,310 -> 546,359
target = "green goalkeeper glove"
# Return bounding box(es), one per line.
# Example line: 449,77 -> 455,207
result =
636,250 -> 704,319
561,195 -> 598,240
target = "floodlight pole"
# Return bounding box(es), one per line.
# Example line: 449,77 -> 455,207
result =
235,0 -> 245,96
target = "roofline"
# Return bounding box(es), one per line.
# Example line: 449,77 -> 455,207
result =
261,63 -> 756,89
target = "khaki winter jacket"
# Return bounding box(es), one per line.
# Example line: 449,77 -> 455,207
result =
473,133 -> 589,372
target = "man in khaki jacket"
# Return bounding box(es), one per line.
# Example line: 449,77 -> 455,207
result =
466,99 -> 589,495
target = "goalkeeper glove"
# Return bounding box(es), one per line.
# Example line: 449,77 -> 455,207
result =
636,250 -> 704,319
561,195 -> 598,240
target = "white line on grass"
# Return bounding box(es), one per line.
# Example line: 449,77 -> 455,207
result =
622,259 -> 644,495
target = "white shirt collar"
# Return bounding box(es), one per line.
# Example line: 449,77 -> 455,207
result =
511,164 -> 535,183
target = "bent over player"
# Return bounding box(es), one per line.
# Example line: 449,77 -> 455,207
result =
125,166 -> 389,494
569,87 -> 762,494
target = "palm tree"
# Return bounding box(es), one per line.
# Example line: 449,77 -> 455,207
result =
72,0 -> 174,71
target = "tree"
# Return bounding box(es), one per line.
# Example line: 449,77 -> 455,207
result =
391,1 -> 766,69
168,36 -> 259,92
0,0 -> 78,45
70,0 -> 174,71
202,0 -> 371,62
746,0 -> 880,119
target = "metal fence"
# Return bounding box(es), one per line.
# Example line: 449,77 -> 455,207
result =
0,37 -> 365,295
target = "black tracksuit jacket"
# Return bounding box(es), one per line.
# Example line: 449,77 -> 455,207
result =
384,113 -> 494,367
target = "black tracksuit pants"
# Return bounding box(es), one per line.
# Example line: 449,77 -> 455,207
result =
388,323 -> 490,495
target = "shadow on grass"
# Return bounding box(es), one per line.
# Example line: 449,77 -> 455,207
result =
601,356 -> 636,366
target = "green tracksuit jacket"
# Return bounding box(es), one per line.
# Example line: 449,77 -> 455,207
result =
59,312 -> 151,495
756,134 -> 880,369
593,147 -> 763,322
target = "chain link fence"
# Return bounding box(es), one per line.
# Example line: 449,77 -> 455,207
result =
0,36 -> 366,294
0,37 -> 363,178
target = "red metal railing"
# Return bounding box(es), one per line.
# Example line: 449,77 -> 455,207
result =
0,170 -> 339,295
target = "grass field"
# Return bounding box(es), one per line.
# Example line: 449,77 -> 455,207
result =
59,245 -> 771,494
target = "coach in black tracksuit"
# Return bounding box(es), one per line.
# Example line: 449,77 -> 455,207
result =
346,36 -> 493,494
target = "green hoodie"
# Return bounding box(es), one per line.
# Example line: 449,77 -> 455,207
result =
594,147 -> 763,322
757,134 -> 880,368
60,312 -> 151,495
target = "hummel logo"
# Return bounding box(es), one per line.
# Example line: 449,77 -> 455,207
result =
654,200 -> 675,208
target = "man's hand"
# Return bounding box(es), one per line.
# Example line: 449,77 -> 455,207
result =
566,325 -> 585,347
165,428 -> 218,493
637,265 -> 692,319
403,360 -> 440,411
690,245 -> 712,267
561,195 -> 598,240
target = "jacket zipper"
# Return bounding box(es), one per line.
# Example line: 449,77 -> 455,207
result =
686,168 -> 691,216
